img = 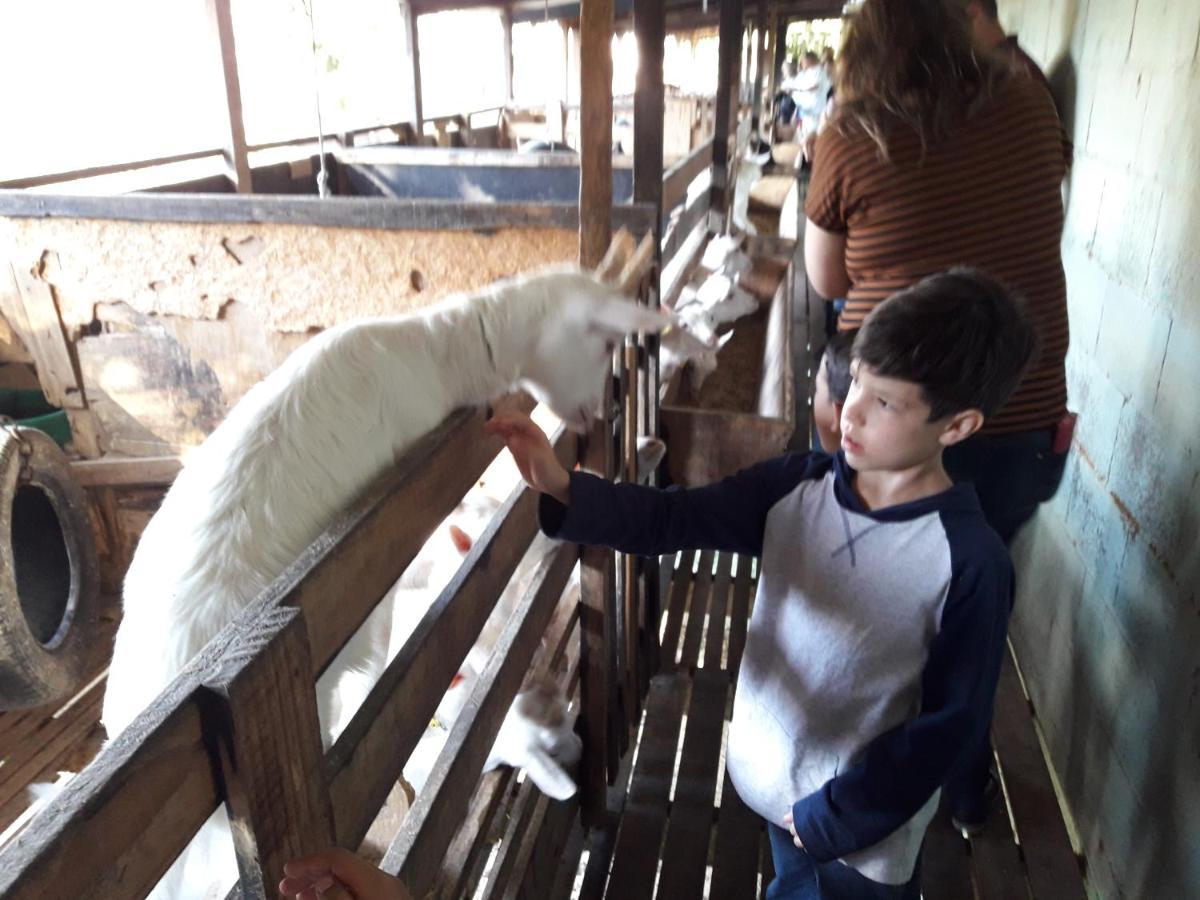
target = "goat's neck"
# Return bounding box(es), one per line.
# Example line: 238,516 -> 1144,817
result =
433,289 -> 536,409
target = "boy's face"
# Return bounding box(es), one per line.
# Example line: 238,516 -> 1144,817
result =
812,355 -> 843,454
839,362 -> 968,472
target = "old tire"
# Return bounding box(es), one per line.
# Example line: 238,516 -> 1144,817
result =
0,427 -> 100,710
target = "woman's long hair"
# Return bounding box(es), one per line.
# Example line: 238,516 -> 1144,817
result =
833,0 -> 1010,159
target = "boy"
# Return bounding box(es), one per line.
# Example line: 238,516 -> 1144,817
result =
812,329 -> 856,453
486,268 -> 1034,899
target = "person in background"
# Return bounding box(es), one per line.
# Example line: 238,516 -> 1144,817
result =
793,50 -> 831,139
811,329 -> 856,453
803,0 -> 1073,835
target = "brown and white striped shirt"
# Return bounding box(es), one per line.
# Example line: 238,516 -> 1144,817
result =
806,76 -> 1071,433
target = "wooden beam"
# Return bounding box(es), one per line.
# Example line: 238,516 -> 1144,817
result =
708,0 -> 744,224
71,455 -> 181,488
771,13 -> 789,100
502,6 -> 515,103
0,191 -> 657,235
751,0 -> 768,130
579,0 -> 615,267
661,137 -> 712,213
633,0 -> 666,219
205,0 -> 252,193
577,0 -> 617,826
403,3 -> 425,134
2,264 -> 102,457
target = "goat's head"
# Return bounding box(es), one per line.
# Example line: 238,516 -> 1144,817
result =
518,271 -> 671,433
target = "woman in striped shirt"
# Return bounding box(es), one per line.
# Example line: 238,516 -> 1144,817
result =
803,0 -> 1072,835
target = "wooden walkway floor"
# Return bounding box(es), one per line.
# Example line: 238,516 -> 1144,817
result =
560,550 -> 1087,900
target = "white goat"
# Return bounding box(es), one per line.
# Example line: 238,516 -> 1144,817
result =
96,267 -> 669,899
700,233 -> 751,278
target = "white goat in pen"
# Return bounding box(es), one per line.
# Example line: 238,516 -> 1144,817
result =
93,265 -> 669,899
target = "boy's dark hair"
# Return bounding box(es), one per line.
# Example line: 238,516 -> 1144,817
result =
821,329 -> 857,405
852,268 -> 1036,420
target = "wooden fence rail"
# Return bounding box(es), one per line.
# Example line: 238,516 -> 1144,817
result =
0,394 -> 592,898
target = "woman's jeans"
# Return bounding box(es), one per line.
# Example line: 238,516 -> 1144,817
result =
765,825 -> 921,900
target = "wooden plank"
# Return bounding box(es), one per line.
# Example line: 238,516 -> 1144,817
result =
710,770 -> 763,900
326,434 -> 575,851
479,778 -> 543,900
287,397 -> 530,679
992,652 -> 1086,899
660,190 -> 710,268
703,552 -> 733,670
201,605 -> 336,897
434,585 -> 578,899
659,548 -> 695,669
655,668 -> 729,899
383,538 -> 577,896
662,139 -> 713,213
543,808 -> 587,900
0,191 -> 658,236
726,555 -> 754,676
205,0 -> 252,192
604,674 -> 690,899
0,685 -> 104,817
676,549 -> 714,670
920,810 -> 975,900
71,455 -> 181,488
433,769 -> 516,899
967,775 -> 1029,900
2,266 -> 76,410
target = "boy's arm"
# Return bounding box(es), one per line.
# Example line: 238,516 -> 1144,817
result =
539,454 -> 824,559
790,553 -> 1013,862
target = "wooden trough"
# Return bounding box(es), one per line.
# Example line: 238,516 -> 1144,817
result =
660,234 -> 796,487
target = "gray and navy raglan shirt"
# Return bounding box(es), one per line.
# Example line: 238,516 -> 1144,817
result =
539,450 -> 1012,885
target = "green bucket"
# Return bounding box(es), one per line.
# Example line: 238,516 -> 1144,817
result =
0,389 -> 72,449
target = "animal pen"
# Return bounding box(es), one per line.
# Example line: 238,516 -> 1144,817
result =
0,0 -> 1088,898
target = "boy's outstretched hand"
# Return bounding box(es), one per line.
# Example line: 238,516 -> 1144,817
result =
278,849 -> 412,900
484,413 -> 571,505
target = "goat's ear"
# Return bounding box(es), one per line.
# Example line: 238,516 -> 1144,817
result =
716,330 -> 735,349
524,748 -> 578,801
587,298 -> 673,337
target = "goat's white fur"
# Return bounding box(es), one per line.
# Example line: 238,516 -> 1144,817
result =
92,267 -> 667,899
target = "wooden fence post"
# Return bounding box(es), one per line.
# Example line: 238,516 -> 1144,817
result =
205,0 -> 252,193
199,605 -> 335,895
633,0 -> 666,692
709,0 -> 745,229
578,0 -> 617,824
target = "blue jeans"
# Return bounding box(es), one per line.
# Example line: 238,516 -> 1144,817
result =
765,825 -> 921,900
942,426 -> 1068,807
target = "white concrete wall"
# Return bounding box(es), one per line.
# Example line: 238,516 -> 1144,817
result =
996,1 -> 1200,897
